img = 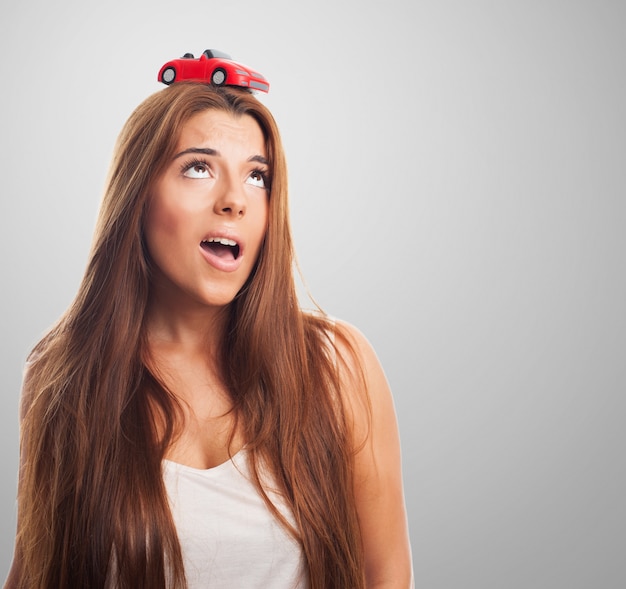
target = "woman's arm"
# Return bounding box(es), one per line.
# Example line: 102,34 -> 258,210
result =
338,321 -> 414,588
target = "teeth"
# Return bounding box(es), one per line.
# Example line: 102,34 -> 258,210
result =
204,237 -> 237,247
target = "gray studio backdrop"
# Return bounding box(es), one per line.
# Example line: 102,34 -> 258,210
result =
1,1 -> 625,587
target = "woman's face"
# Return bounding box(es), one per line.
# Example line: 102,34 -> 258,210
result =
144,109 -> 270,311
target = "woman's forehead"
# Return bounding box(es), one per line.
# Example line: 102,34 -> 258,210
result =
175,110 -> 267,158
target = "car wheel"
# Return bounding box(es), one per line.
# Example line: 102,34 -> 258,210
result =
161,67 -> 176,85
211,68 -> 227,86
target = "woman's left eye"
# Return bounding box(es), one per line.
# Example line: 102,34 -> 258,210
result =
246,170 -> 269,189
182,161 -> 210,179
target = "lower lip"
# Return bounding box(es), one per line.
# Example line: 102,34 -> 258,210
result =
198,245 -> 244,273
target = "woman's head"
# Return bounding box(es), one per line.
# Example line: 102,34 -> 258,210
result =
90,83 -> 292,324
145,104 -> 272,312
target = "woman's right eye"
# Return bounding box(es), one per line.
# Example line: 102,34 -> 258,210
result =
182,160 -> 211,179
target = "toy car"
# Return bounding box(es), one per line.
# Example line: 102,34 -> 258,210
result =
158,49 -> 269,93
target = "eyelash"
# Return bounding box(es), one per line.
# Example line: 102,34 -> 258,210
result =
179,158 -> 271,189
180,158 -> 210,176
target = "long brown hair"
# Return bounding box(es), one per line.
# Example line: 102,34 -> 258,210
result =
11,83 -> 366,588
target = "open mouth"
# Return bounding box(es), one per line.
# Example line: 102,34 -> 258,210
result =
201,237 -> 241,260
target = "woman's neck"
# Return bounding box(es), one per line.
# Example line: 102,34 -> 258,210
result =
145,287 -> 230,356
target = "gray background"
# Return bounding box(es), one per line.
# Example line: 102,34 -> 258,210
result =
1,1 -> 625,586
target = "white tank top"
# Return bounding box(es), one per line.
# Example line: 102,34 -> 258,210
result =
162,450 -> 308,588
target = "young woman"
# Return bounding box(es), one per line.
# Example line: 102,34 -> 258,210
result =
6,81 -> 412,588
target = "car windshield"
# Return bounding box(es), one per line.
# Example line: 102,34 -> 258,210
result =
203,49 -> 232,60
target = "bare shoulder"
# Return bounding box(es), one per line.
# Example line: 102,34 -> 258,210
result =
333,319 -> 379,365
334,319 -> 414,587
332,319 -> 385,387
332,320 -> 394,444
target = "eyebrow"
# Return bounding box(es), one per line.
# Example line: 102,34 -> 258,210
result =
173,147 -> 218,159
173,147 -> 269,166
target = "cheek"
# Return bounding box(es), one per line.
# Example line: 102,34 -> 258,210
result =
143,202 -> 181,269
144,191 -> 196,255
145,197 -> 178,239
253,200 -> 270,246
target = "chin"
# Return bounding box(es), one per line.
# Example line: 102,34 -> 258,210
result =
197,286 -> 246,309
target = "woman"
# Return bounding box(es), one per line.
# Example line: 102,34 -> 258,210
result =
6,81 -> 412,588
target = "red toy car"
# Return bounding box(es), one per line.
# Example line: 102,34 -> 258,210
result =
158,49 -> 269,93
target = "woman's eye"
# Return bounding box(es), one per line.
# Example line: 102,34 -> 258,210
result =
246,170 -> 268,189
182,162 -> 210,179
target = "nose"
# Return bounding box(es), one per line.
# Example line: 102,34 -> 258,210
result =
213,176 -> 246,218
